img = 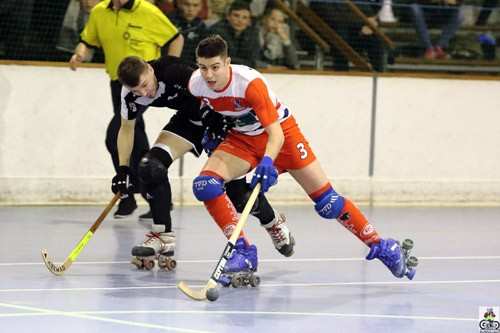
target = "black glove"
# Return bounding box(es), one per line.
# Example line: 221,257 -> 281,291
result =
111,166 -> 134,195
201,107 -> 234,143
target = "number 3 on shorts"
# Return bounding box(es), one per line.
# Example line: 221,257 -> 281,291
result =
296,142 -> 308,160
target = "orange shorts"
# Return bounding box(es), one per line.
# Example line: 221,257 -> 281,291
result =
216,116 -> 317,173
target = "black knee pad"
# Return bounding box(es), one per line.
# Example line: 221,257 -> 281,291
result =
138,147 -> 173,185
139,147 -> 174,231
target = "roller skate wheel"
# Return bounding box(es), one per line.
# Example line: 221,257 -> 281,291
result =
402,239 -> 414,250
250,275 -> 260,287
407,256 -> 418,267
167,259 -> 177,270
131,257 -> 144,269
231,276 -> 243,288
143,259 -> 155,270
158,257 -> 176,270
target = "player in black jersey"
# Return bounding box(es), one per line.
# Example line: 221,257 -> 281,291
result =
112,55 -> 295,270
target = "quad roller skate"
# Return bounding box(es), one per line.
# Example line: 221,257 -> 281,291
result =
219,238 -> 260,288
366,238 -> 418,280
263,212 -> 295,257
131,225 -> 176,271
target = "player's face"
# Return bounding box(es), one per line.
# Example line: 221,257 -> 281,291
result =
178,0 -> 202,21
227,9 -> 251,34
197,56 -> 231,91
129,64 -> 157,98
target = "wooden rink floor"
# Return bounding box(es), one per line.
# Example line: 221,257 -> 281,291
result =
0,204 -> 499,333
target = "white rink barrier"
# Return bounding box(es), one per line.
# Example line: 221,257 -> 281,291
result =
1,64 -> 499,205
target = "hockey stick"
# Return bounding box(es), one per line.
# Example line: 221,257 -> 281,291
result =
178,183 -> 261,301
41,193 -> 121,276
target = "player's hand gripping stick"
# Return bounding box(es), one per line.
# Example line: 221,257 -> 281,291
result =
250,156 -> 278,193
111,166 -> 134,196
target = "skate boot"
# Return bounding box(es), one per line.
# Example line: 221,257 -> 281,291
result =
130,225 -> 177,271
366,238 -> 418,280
263,212 -> 295,257
219,238 -> 260,288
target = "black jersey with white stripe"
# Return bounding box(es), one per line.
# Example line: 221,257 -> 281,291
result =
120,56 -> 201,122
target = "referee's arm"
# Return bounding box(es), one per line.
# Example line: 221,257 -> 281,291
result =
69,42 -> 95,71
163,33 -> 184,58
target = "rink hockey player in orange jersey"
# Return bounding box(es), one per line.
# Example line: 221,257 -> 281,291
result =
188,35 -> 418,286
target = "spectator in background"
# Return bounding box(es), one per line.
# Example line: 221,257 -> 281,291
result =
205,0 -> 232,27
69,0 -> 183,219
209,1 -> 260,67
169,0 -> 208,64
310,0 -> 386,71
0,0 -> 34,59
155,0 -> 177,14
409,0 -> 464,59
258,7 -> 300,69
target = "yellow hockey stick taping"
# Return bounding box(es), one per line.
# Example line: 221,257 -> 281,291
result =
68,231 -> 94,261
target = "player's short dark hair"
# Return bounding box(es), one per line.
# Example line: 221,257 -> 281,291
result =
228,1 -> 251,14
117,56 -> 148,87
196,35 -> 228,59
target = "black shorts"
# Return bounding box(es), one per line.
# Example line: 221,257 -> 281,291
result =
162,111 -> 204,157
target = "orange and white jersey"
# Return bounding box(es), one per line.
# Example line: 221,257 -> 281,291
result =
188,64 -> 290,136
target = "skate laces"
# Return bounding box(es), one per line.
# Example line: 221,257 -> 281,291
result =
267,215 -> 289,245
143,232 -> 162,245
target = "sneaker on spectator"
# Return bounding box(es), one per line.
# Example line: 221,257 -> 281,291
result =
424,47 -> 435,60
434,46 -> 449,59
114,196 -> 137,218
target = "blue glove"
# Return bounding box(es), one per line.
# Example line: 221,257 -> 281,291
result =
201,129 -> 221,156
250,156 -> 278,193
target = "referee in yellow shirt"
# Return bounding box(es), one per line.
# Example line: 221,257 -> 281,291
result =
69,0 -> 183,219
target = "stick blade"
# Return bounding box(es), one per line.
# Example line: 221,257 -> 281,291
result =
177,281 -> 208,301
41,249 -> 66,276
